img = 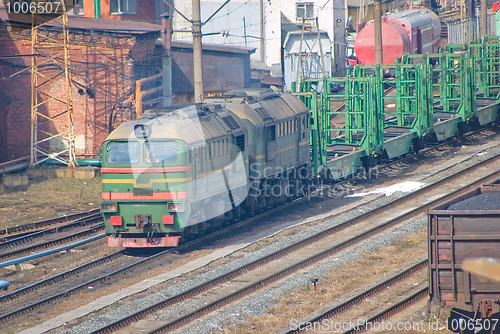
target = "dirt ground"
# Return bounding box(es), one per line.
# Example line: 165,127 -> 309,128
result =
219,229 -> 448,334
0,174 -> 102,230
3,131 -> 499,333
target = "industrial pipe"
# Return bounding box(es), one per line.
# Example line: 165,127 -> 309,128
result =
0,233 -> 105,269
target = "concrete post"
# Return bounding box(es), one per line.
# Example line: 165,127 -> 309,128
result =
480,0 -> 488,38
193,0 -> 204,102
162,12 -> 173,106
260,0 -> 264,63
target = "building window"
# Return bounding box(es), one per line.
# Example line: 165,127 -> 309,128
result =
68,0 -> 84,16
296,2 -> 314,20
111,0 -> 136,14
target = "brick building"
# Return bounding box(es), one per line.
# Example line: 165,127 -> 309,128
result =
72,0 -> 170,25
0,10 -> 160,163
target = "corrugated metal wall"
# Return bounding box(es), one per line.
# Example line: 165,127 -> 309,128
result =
448,13 -> 496,44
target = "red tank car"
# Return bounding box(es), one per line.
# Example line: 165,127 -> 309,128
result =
354,9 -> 441,65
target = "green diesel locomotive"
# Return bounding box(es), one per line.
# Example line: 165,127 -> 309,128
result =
100,89 -> 310,248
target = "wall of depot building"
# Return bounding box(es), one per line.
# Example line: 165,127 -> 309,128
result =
0,20 -> 159,163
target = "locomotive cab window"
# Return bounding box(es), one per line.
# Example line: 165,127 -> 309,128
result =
267,125 -> 276,141
236,135 -> 245,152
145,142 -> 179,164
107,142 -> 139,164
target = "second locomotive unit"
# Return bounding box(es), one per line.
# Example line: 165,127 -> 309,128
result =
100,88 -> 310,248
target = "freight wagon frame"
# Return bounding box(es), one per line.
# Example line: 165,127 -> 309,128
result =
428,181 -> 500,320
293,35 -> 500,180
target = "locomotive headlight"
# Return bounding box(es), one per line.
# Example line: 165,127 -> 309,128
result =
101,203 -> 117,212
134,124 -> 151,139
168,202 -> 184,212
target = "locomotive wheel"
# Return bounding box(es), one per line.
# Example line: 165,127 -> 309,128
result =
182,227 -> 196,242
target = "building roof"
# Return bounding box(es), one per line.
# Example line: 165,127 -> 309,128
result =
0,9 -> 161,34
347,0 -> 375,8
157,39 -> 256,55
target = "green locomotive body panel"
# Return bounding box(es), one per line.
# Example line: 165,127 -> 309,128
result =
101,103 -> 249,247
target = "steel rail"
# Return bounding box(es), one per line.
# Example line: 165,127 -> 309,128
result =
0,208 -> 101,237
340,287 -> 429,334
0,221 -> 104,261
0,250 -> 125,304
0,198 -> 306,324
0,212 -> 102,250
89,154 -> 500,334
282,259 -> 428,333
4,130 -> 496,330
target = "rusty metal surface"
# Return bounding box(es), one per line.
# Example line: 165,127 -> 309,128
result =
428,179 -> 500,314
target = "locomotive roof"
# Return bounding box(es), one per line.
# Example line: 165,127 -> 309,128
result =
105,103 -> 246,145
223,88 -> 279,100
207,89 -> 309,125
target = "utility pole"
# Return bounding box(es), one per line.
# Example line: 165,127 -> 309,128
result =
480,0 -> 488,38
374,0 -> 383,65
192,0 -> 204,103
162,12 -> 172,106
260,0 -> 264,63
165,0 -> 231,103
243,17 -> 248,47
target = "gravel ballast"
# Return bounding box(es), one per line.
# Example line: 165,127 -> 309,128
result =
51,142 -> 500,334
447,192 -> 500,210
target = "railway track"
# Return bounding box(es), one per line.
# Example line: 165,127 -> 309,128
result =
2,131 -> 497,332
282,259 -> 428,334
340,287 -> 429,334
0,124 -> 490,262
0,213 -> 104,262
0,209 -> 101,241
0,141 -> 479,328
83,152 -> 500,334
0,195 -> 311,326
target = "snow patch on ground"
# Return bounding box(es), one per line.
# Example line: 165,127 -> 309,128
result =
346,181 -> 424,197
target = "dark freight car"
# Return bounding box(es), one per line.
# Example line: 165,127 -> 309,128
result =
428,181 -> 500,319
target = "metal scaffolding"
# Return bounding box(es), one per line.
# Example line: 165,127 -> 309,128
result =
30,3 -> 76,168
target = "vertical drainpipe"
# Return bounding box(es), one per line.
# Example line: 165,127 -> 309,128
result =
94,0 -> 101,18
161,12 -> 173,106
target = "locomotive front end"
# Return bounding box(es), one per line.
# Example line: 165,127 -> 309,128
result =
101,122 -> 192,248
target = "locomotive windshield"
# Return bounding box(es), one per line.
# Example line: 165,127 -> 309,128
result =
145,141 -> 179,164
107,142 -> 139,164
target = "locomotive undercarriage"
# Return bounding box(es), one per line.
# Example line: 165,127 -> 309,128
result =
181,164 -> 311,241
